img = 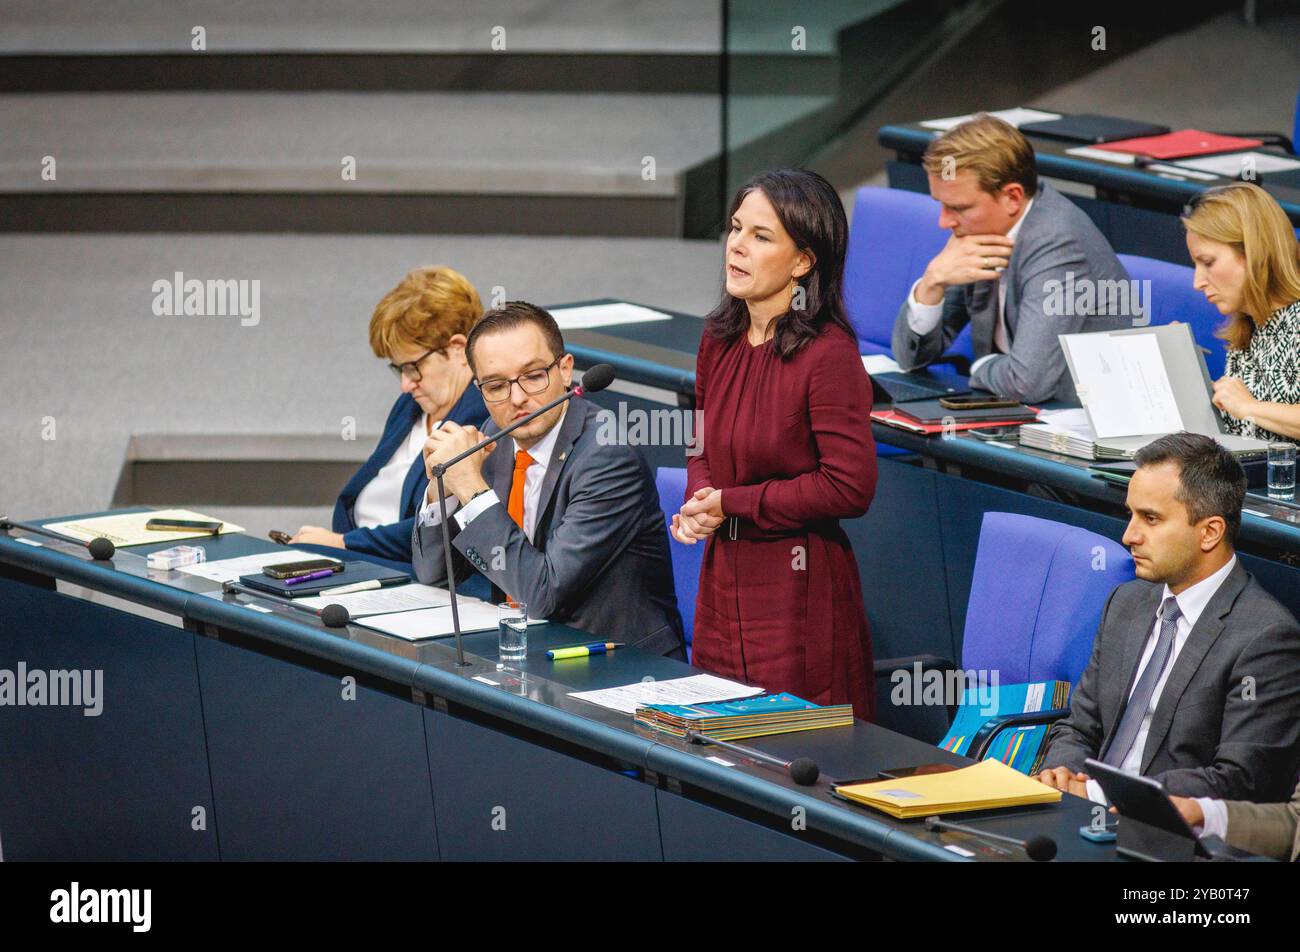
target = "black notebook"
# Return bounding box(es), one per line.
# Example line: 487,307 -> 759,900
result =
1019,114 -> 1171,144
239,560 -> 410,598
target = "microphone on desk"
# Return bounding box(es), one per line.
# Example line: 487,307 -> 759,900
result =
924,815 -> 1057,862
429,363 -> 617,668
0,515 -> 116,560
684,729 -> 822,786
221,580 -> 352,628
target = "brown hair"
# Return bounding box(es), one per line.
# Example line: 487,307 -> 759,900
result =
922,113 -> 1038,198
1182,182 -> 1300,351
466,301 -> 566,375
368,265 -> 483,359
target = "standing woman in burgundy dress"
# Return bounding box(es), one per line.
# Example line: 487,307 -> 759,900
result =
672,168 -> 878,720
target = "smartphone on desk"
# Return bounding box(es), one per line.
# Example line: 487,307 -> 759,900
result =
263,559 -> 344,580
939,395 -> 1022,411
145,517 -> 222,534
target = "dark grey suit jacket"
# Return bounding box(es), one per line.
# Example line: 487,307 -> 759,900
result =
1043,560 -> 1300,802
891,182 -> 1131,403
411,396 -> 684,657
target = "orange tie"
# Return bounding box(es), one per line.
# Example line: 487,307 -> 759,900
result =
507,450 -> 535,529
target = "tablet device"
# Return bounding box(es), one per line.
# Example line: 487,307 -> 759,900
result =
1084,758 -> 1196,838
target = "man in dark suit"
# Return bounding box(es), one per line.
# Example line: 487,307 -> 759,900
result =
411,301 -> 685,658
891,114 -> 1132,403
1039,432 -> 1300,803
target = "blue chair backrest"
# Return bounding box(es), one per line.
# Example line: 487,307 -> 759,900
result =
961,512 -> 1134,687
1118,253 -> 1227,379
1293,85 -> 1299,152
655,467 -> 702,653
845,187 -> 955,358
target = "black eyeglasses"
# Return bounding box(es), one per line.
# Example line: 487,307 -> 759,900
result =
388,347 -> 439,383
475,357 -> 562,403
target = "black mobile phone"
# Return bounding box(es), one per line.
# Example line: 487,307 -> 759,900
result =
263,559 -> 344,580
268,530 -> 293,545
145,518 -> 223,534
938,396 -> 1022,411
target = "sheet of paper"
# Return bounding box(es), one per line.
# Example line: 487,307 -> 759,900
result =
568,673 -> 764,715
298,583 -> 450,617
921,107 -> 1060,131
1146,162 -> 1217,181
42,509 -> 244,547
1066,145 -> 1137,165
547,302 -> 673,330
354,600 -> 543,640
861,354 -> 903,375
1175,151 -> 1300,177
1064,333 -> 1183,438
1033,407 -> 1096,435
176,549 -> 318,583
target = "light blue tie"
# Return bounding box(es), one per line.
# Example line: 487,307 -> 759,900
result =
1105,596 -> 1182,767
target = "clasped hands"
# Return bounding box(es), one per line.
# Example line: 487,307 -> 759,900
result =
671,487 -> 725,545
423,421 -> 495,505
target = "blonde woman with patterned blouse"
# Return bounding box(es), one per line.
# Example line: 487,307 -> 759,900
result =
1183,182 -> 1300,442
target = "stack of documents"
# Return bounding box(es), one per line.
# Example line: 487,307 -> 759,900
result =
1019,408 -> 1098,460
569,674 -> 762,715
634,692 -> 854,740
833,758 -> 1061,819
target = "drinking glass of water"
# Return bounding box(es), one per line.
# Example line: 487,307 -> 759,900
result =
1268,442 -> 1296,502
498,600 -> 528,661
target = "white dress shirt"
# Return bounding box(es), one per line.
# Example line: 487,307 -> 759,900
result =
906,197 -> 1033,376
418,404 -> 567,544
1084,555 -> 1238,806
352,415 -> 428,529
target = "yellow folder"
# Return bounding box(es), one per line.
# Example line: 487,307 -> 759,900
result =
834,758 -> 1062,819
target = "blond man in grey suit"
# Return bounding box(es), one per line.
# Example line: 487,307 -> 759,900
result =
1171,784 -> 1300,861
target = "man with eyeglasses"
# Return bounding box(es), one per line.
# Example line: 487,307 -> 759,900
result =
412,301 -> 685,658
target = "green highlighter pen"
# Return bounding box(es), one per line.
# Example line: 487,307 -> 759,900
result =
547,642 -> 623,660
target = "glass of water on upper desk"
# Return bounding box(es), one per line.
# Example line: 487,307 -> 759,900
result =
1269,443 -> 1296,502
498,599 -> 528,662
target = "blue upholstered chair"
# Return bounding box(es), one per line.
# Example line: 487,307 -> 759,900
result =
876,511 -> 1134,748
844,186 -> 973,365
655,467 -> 702,660
1118,253 -> 1227,379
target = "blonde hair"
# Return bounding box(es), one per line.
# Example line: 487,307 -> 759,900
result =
368,265 -> 483,359
921,113 -> 1038,198
1182,182 -> 1300,350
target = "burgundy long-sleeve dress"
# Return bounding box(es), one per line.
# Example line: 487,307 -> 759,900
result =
687,323 -> 878,721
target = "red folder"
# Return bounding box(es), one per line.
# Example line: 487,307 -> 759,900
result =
870,408 -> 1039,435
1098,130 -> 1263,160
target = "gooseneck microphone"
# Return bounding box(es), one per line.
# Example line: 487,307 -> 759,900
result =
429,363 -> 616,668
685,729 -> 822,786
221,580 -> 351,628
924,815 -> 1057,862
0,515 -> 116,560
